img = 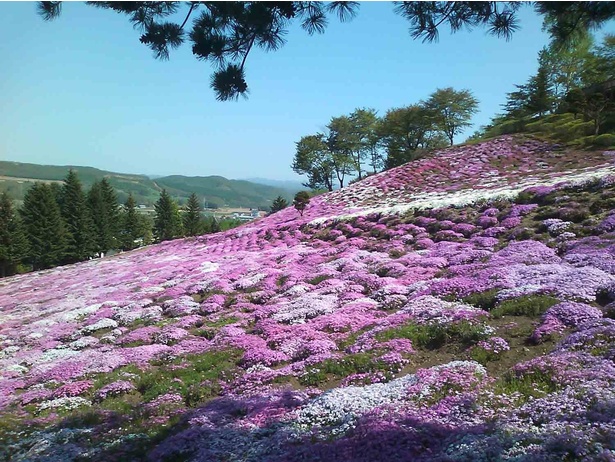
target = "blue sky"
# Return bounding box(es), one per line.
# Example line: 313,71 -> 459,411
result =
1,2 -> 613,181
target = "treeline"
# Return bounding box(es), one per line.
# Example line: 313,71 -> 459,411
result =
291,87 -> 479,190
0,171 -> 240,277
477,33 -> 615,146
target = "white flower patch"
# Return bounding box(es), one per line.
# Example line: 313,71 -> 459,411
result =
139,286 -> 166,295
62,303 -> 103,322
234,273 -> 266,290
294,373 -> 418,434
31,318 -> 57,328
0,345 -> 20,360
68,336 -> 100,350
400,295 -> 485,324
282,285 -> 311,297
272,293 -> 338,324
81,318 -> 118,334
200,261 -> 219,273
37,348 -> 80,364
5,364 -> 28,374
37,397 -> 91,412
113,304 -> 163,326
496,284 -> 544,301
310,166 -> 615,225
294,361 -> 486,436
543,218 -> 572,236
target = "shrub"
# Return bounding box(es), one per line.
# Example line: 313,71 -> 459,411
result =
558,206 -> 589,223
293,191 -> 311,216
589,133 -> 615,148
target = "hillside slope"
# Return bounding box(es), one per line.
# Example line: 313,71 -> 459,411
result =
0,160 -> 295,208
1,135 -> 615,461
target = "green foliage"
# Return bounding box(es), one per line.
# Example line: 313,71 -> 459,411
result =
155,175 -> 294,210
154,189 -> 183,242
60,170 -> 97,263
479,33 -> 615,144
119,194 -> 151,250
299,352 -> 397,386
88,178 -> 120,254
136,349 -> 241,405
425,87 -> 480,145
20,183 -> 68,269
470,346 -> 499,365
0,192 -> 29,277
307,274 -> 332,285
375,321 -> 488,350
380,104 -> 445,169
496,369 -> 559,398
293,191 -> 311,216
0,161 -> 295,210
270,195 -> 289,214
292,134 -> 336,192
183,192 -> 204,237
490,295 -> 560,318
462,289 -> 500,311
584,133 -> 615,148
350,107 -> 383,175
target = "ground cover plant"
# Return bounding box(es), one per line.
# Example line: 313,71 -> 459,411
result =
1,135 -> 615,461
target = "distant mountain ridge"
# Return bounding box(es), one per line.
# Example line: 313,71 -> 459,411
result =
0,160 -> 296,209
242,177 -> 305,192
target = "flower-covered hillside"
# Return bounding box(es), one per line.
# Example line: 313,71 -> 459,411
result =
1,135 -> 615,461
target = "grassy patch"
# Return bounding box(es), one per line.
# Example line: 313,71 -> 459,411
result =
495,369 -> 558,399
299,353 -> 397,387
462,289 -> 500,311
276,275 -> 290,287
201,316 -> 239,328
307,274 -> 333,285
138,349 -> 242,405
490,295 -> 559,318
375,321 -> 488,350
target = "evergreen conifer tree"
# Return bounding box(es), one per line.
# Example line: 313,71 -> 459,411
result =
119,194 -> 141,250
20,183 -> 68,269
154,189 -> 183,242
0,192 -> 29,277
527,53 -> 555,117
183,193 -> 203,236
270,196 -> 289,214
60,170 -> 97,263
88,178 -> 120,255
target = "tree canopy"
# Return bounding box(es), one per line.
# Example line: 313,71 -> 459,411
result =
37,1 -> 615,101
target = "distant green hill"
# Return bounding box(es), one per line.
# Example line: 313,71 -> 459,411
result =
0,161 -> 297,209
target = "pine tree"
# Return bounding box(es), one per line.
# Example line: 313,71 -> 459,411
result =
154,189 -> 183,242
0,192 -> 29,277
20,183 -> 68,269
270,196 -> 289,214
119,194 -> 141,250
526,51 -> 555,117
60,170 -> 97,263
183,193 -> 204,236
88,178 -> 120,255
